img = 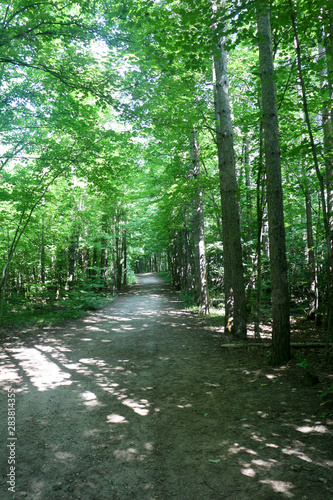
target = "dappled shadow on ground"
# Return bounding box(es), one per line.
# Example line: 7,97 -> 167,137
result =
0,273 -> 332,499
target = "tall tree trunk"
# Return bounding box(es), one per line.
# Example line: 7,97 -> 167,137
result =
242,135 -> 254,303
41,209 -> 46,286
181,225 -> 188,291
304,182 -> 318,317
115,213 -> 123,292
296,74 -> 317,318
184,219 -> 194,293
257,1 -> 290,364
100,219 -> 108,288
68,233 -> 78,291
40,180 -> 46,287
170,234 -> 181,290
243,135 -> 252,247
191,129 -> 210,315
322,8 -> 333,341
123,227 -> 127,287
212,1 -> 247,338
254,120 -> 265,340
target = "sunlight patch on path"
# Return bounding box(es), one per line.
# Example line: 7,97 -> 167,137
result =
81,391 -> 105,407
107,414 -> 128,423
7,347 -> 72,391
260,479 -> 295,498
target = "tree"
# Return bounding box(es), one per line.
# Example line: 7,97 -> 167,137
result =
213,1 -> 247,338
256,0 -> 290,364
1,0 -> 332,355
191,129 -> 209,315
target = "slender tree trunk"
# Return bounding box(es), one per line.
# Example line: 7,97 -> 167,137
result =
171,234 -> 181,290
115,213 -> 123,292
181,225 -> 188,291
290,0 -> 333,339
100,245 -> 108,278
115,236 -> 122,292
0,232 -> 12,323
322,9 -> 333,341
242,135 -> 254,303
41,209 -> 46,285
304,183 -> 318,317
123,228 -> 127,287
100,219 -> 108,288
257,1 -> 290,364
68,171 -> 81,292
212,1 -> 247,338
185,222 -> 194,293
191,129 -> 210,315
243,135 -> 252,245
254,120 -> 265,340
41,179 -> 46,287
296,72 -> 317,318
68,234 -> 78,291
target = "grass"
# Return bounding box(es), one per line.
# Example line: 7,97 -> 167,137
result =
200,306 -> 225,325
156,271 -> 172,283
177,290 -> 226,326
0,290 -> 116,334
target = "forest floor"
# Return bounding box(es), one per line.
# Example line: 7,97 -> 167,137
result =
0,274 -> 333,500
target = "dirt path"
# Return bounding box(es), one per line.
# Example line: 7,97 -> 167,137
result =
1,274 -> 333,499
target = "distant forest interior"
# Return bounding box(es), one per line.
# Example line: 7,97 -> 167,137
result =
1,0 -> 333,365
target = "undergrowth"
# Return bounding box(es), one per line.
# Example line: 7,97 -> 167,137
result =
156,271 -> 172,283
0,289 -> 115,333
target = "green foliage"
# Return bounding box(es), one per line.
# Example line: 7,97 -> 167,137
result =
320,385 -> 333,399
179,290 -> 197,309
156,271 -> 172,283
296,358 -> 309,370
0,290 -> 115,331
0,0 -> 332,335
126,268 -> 138,285
63,289 -> 114,312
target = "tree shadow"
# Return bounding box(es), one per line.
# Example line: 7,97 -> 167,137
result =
0,274 -> 332,499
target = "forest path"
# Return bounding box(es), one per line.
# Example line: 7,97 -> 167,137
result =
1,274 -> 332,499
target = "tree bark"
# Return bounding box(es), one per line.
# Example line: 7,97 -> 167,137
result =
100,218 -> 108,288
212,1 -> 247,338
243,135 -> 252,247
68,232 -> 78,291
254,120 -> 265,340
257,1 -> 290,364
322,8 -> 333,341
115,213 -> 123,292
122,228 -> 127,287
41,209 -> 46,286
304,180 -> 318,318
191,129 -> 210,315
